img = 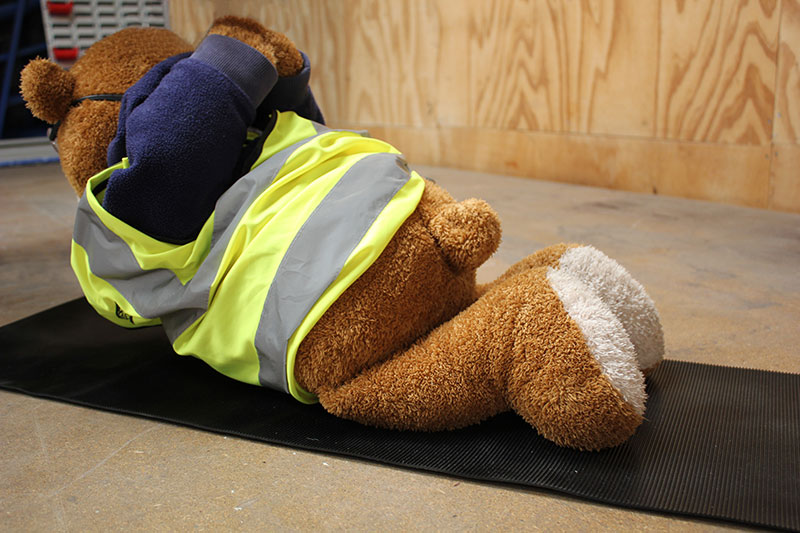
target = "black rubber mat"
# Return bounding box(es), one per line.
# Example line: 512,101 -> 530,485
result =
1,298 -> 798,531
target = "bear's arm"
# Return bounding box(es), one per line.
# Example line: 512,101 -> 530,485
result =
102,34 -> 278,243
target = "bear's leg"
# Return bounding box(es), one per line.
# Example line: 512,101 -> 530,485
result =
316,289 -> 511,431
505,266 -> 646,450
319,266 -> 646,450
482,244 -> 664,374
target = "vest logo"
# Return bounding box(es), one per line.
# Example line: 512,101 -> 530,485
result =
115,303 -> 135,325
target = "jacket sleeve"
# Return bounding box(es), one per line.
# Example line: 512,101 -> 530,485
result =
102,34 -> 278,243
256,51 -> 325,126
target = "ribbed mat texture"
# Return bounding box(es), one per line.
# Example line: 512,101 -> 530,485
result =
1,299 -> 798,531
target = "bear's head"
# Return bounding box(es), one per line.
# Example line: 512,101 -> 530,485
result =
20,28 -> 193,194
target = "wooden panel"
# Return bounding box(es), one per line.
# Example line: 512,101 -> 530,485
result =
770,143 -> 800,211
775,0 -> 800,142
314,0 -> 441,128
656,0 -> 780,144
437,0 -> 659,137
219,0 -> 660,136
213,0 -> 443,128
356,124 -> 773,208
169,0 -> 215,45
211,0 -> 780,144
580,1 -> 660,138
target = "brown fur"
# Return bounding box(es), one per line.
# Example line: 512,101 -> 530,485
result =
500,267 -> 643,449
478,242 -> 577,296
318,263 -> 642,450
19,58 -> 75,124
69,28 -> 194,96
294,181 -> 487,394
56,101 -> 121,194
20,17 -> 651,451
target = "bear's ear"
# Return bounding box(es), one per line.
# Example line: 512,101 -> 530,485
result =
20,58 -> 76,124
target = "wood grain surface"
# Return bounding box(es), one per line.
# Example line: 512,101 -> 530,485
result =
359,123 -> 772,207
169,0 -> 799,213
656,0 -> 779,144
168,0 -> 213,45
776,0 -> 800,143
771,142 -> 800,209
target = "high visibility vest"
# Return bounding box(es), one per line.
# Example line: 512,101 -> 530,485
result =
70,111 -> 425,403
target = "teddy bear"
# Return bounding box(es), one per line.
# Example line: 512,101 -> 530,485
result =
20,16 -> 664,451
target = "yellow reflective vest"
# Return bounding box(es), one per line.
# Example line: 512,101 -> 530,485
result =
70,111 -> 425,403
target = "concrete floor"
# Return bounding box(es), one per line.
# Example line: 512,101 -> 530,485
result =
1,162 -> 798,531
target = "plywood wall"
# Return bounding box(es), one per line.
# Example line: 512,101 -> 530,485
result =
170,0 -> 800,213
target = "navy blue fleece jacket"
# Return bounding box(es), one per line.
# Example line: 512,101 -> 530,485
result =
103,34 -> 324,242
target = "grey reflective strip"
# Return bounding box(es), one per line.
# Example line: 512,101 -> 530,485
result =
255,152 -> 412,392
162,132 -> 332,338
311,121 -> 330,134
73,197 -> 207,324
74,131 -> 327,343
312,120 -> 369,137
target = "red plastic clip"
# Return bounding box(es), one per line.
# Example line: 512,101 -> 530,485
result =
47,2 -> 74,16
53,47 -> 79,61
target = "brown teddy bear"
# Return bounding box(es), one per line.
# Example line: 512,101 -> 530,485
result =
20,16 -> 664,450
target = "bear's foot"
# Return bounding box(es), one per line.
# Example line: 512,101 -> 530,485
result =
552,245 -> 664,374
483,244 -> 664,375
505,266 -> 646,450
